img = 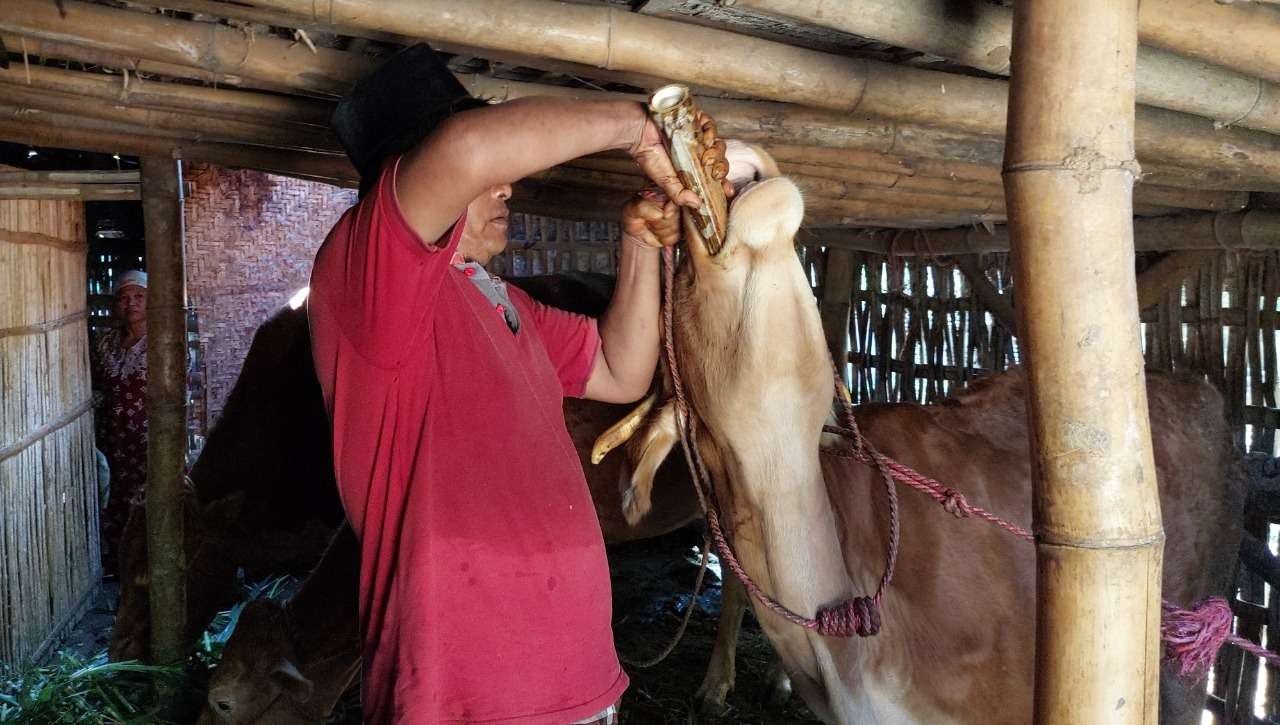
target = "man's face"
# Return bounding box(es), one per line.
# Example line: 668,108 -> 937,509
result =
115,285 -> 147,326
459,183 -> 513,264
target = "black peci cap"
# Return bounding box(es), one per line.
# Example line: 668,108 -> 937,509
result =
331,43 -> 488,196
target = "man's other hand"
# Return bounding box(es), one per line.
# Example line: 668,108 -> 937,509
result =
621,191 -> 680,250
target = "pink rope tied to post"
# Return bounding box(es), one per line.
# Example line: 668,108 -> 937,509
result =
1161,597 -> 1280,678
1160,598 -> 1234,678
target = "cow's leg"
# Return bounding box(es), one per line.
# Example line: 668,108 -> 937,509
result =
696,573 -> 747,713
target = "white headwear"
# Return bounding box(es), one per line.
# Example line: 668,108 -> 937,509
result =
113,270 -> 148,295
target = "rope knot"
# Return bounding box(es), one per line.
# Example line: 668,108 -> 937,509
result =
1161,597 -> 1233,680
941,488 -> 972,518
816,596 -> 881,637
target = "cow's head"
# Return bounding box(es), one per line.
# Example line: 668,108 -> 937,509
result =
108,487 -> 243,662
200,599 -> 313,724
603,146 -> 832,522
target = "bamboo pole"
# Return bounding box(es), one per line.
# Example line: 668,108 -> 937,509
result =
734,0 -> 1280,135
238,0 -> 1280,183
141,157 -> 186,666
1137,0 -> 1280,85
1,0 -> 373,95
0,171 -> 139,184
1004,1 -> 1163,721
0,65 -> 333,127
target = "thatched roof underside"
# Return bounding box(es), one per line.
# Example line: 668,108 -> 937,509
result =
2,0 -> 1280,252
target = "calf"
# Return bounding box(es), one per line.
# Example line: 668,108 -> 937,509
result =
616,148 -> 1244,724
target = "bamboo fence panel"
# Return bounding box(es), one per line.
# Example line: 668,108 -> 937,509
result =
0,194 -> 99,665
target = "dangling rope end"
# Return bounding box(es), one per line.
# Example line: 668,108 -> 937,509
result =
1161,597 -> 1233,679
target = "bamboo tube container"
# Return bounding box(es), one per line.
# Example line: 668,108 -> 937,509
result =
0,189 -> 98,665
141,158 -> 187,666
734,0 -> 1280,135
1004,1 -> 1164,722
648,84 -> 729,255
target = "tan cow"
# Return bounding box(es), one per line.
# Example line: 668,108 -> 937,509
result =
615,149 -> 1243,724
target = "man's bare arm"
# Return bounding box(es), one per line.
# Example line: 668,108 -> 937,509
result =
396,97 -> 697,246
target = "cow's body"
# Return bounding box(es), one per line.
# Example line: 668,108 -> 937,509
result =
620,150 -> 1244,724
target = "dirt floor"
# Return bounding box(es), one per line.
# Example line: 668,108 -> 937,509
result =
609,527 -> 823,725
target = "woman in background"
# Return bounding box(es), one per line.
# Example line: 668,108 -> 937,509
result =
92,269 -> 149,577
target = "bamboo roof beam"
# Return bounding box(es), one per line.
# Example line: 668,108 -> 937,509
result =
734,0 -> 1280,135
0,65 -> 333,127
1135,251 -> 1217,310
2,0 -> 374,95
238,0 -> 1280,184
817,210 -> 1280,255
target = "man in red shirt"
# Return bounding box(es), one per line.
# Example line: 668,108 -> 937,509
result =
310,47 -> 728,723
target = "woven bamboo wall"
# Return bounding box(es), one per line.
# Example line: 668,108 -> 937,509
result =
183,164 -> 355,434
0,194 -> 99,666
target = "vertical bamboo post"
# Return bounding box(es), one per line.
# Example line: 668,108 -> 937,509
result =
141,157 -> 187,665
1004,1 -> 1164,723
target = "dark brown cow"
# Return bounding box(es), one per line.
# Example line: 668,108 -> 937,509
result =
618,148 -> 1244,724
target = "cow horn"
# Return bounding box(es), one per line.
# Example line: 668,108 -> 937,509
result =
591,393 -> 657,464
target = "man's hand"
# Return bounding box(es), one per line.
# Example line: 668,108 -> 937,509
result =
622,190 -> 680,250
628,116 -> 702,209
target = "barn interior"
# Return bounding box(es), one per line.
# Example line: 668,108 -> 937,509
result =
3,0 -> 1280,722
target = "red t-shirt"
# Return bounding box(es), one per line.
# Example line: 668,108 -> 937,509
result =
308,159 -> 627,723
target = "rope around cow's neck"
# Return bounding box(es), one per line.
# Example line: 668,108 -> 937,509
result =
657,247 -> 1280,677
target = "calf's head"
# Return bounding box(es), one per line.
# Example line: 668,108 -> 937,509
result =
202,599 -> 313,723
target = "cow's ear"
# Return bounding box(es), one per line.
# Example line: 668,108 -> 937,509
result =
621,400 -> 679,525
200,491 -> 245,528
272,658 -> 314,703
